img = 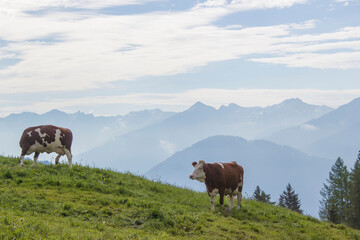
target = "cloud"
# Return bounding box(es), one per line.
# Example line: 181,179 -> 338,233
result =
0,0 -> 358,94
332,0 -> 356,7
0,0 -> 160,11
197,0 -> 307,10
2,88 -> 360,116
300,124 -> 318,131
158,140 -> 177,156
252,52 -> 360,69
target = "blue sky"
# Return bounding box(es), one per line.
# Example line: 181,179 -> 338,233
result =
0,0 -> 359,116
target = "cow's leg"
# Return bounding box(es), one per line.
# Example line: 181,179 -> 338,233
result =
237,185 -> 243,209
32,152 -> 40,167
55,154 -> 61,165
64,149 -> 72,168
219,189 -> 225,207
210,194 -> 215,211
230,195 -> 234,209
20,148 -> 28,167
20,155 -> 25,168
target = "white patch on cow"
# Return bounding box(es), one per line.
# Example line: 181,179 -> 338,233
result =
27,128 -> 65,155
225,188 -> 238,195
35,128 -> 49,138
217,162 -> 224,169
190,161 -> 206,182
27,131 -> 32,137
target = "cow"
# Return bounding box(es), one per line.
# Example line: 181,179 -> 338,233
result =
19,125 -> 73,168
189,160 -> 244,211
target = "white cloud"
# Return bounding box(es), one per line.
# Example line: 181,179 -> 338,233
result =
158,140 -> 177,156
300,124 -> 318,131
197,0 -> 307,10
0,0 -> 160,11
252,52 -> 360,69
0,0 -> 358,95
332,0 -> 356,7
100,126 -> 112,133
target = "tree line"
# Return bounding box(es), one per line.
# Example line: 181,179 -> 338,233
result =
252,151 -> 360,229
253,183 -> 303,214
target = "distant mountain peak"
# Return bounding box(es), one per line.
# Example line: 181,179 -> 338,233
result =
280,98 -> 306,105
187,101 -> 216,112
267,98 -> 312,110
44,109 -> 67,115
340,97 -> 360,108
219,103 -> 241,111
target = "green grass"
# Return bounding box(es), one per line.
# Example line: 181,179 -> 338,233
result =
0,156 -> 359,239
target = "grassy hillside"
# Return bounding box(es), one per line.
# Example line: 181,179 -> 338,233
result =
0,156 -> 359,239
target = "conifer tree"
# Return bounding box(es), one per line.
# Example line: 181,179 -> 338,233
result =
319,184 -> 340,223
279,183 -> 303,214
349,152 -> 360,229
253,186 -> 274,204
253,186 -> 262,200
319,157 -> 350,223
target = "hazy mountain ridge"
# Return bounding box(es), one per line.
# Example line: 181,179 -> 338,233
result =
0,109 -> 175,156
267,97 -> 360,165
146,135 -> 333,216
78,99 -> 332,173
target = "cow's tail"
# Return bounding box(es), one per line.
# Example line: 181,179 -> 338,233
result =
239,167 -> 244,193
239,176 -> 243,193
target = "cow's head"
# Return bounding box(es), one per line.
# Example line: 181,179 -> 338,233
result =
189,160 -> 206,182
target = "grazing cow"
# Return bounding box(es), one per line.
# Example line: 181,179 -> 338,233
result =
19,125 -> 73,168
189,160 -> 244,211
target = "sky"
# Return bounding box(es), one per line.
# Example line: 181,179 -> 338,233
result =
0,0 -> 359,116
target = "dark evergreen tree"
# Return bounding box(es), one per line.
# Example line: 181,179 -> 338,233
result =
253,186 -> 274,204
319,184 -> 340,223
349,152 -> 360,229
253,186 -> 262,200
319,157 -> 350,223
279,183 -> 303,214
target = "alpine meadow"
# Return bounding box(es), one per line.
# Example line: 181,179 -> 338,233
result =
1,156 -> 360,239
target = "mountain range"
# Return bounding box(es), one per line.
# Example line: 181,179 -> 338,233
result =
267,97 -> 360,165
0,109 -> 175,157
77,98 -> 332,173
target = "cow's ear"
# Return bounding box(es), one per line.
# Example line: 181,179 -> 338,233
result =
192,161 -> 197,167
199,160 -> 205,164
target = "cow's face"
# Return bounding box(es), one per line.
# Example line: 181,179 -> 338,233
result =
189,160 -> 206,182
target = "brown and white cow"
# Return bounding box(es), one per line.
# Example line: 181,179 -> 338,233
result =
189,160 -> 244,211
19,125 -> 73,168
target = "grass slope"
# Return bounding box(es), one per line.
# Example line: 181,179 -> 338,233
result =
0,156 -> 359,240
